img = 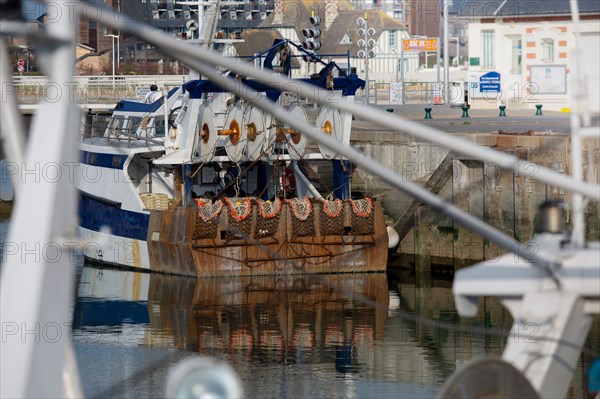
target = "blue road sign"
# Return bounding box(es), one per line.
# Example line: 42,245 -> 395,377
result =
479,71 -> 500,93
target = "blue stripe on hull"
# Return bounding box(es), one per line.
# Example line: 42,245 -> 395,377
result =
79,194 -> 149,241
80,151 -> 128,169
73,300 -> 149,328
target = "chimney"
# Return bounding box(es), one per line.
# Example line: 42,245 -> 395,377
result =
273,0 -> 283,25
325,1 -> 338,30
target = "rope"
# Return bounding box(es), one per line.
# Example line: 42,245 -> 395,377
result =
214,142 -> 275,201
256,153 -> 280,200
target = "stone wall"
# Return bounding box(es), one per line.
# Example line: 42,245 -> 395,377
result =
350,132 -> 600,271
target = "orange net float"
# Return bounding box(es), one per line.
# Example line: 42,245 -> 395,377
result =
195,199 -> 224,222
348,197 -> 373,218
257,197 -> 282,218
321,198 -> 343,218
224,197 -> 252,222
285,196 -> 312,221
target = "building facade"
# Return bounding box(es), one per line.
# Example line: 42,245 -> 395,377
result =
462,0 -> 600,111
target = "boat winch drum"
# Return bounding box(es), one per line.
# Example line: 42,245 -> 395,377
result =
243,105 -> 267,161
196,105 -> 218,162
316,106 -> 343,159
222,104 -> 247,162
285,104 -> 308,160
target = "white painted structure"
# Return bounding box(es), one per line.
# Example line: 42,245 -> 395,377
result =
466,18 -> 600,111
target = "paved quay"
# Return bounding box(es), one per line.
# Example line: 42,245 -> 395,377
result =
353,104 -> 600,135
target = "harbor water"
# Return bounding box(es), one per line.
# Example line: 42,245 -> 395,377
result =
0,207 -> 598,398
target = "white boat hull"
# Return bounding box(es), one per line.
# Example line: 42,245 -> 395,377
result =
78,226 -> 151,271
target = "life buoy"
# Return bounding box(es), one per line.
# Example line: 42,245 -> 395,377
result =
280,167 -> 296,194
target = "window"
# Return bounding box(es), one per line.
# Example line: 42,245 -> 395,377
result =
482,30 -> 495,69
510,36 -> 522,74
389,30 -> 396,49
542,38 -> 554,63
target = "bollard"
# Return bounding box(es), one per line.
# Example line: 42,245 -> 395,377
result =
498,105 -> 507,117
535,104 -> 543,116
461,105 -> 470,118
424,107 -> 432,119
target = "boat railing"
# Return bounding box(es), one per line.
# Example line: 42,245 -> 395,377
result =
81,112 -> 165,147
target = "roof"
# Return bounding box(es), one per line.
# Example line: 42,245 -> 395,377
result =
319,10 -> 405,54
233,30 -> 301,68
259,0 -> 355,29
458,0 -> 600,18
259,2 -> 405,56
234,30 -> 283,57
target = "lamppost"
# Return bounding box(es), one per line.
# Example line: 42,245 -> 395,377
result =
356,15 -> 376,105
449,37 -> 460,66
443,0 -> 451,103
104,33 -> 119,92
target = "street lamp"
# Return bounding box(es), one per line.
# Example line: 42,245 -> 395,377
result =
104,33 -> 119,91
449,37 -> 460,66
356,15 -> 376,105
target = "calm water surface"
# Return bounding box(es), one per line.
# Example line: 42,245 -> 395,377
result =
71,265 -> 599,399
0,209 -> 598,398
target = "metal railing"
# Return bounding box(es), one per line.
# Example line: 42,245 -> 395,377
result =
355,81 -> 448,105
8,75 -> 188,104
12,75 -> 450,106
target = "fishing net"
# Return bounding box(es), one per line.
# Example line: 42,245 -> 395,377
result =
319,198 -> 344,236
224,197 -> 253,241
349,198 -> 374,235
287,197 -> 314,238
256,198 -> 282,239
194,199 -> 224,239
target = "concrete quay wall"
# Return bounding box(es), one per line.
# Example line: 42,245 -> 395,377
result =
350,131 -> 600,272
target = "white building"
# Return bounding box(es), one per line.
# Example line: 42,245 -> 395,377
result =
459,0 -> 600,112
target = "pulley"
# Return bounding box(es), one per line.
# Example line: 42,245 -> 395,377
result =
243,105 -> 267,161
279,104 -> 308,160
196,105 -> 218,162
316,106 -> 342,159
221,104 -> 246,162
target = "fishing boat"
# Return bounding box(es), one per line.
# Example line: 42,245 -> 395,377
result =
3,1 -> 598,398
77,41 -> 389,277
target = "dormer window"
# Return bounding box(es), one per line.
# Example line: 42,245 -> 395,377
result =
389,30 -> 396,49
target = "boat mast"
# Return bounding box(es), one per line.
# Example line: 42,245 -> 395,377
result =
567,0 -> 592,249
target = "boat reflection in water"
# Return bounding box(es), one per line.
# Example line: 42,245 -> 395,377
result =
153,271 -> 387,368
73,266 -> 408,398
